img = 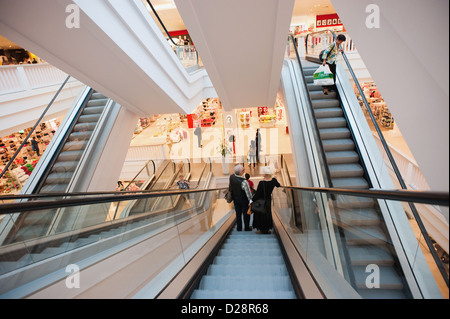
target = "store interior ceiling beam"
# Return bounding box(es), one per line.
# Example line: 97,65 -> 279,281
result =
174,0 -> 295,111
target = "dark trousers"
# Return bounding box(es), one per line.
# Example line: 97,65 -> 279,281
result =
323,62 -> 337,91
234,198 -> 251,231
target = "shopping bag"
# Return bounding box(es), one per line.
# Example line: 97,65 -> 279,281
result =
251,199 -> 267,215
313,64 -> 334,86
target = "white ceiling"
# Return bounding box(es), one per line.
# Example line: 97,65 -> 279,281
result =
174,0 -> 295,110
147,0 -> 336,32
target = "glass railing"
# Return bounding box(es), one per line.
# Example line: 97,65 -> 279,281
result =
288,31 -> 449,292
273,184 -> 448,298
0,178 -> 220,297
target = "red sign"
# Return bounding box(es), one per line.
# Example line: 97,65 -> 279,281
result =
316,14 -> 342,28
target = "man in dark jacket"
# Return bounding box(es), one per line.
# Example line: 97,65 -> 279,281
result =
229,164 -> 253,231
30,137 -> 40,156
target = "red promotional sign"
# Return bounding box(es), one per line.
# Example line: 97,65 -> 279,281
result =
316,14 -> 342,28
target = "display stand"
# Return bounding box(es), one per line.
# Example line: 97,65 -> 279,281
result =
259,114 -> 276,127
239,111 -> 250,129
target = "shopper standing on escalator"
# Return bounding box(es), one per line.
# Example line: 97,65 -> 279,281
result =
321,34 -> 346,95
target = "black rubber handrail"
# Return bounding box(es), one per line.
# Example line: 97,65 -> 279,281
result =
289,34 -> 334,190
0,186 -> 447,215
123,159 -> 156,191
305,29 -> 449,287
0,75 -> 71,180
146,0 -> 199,65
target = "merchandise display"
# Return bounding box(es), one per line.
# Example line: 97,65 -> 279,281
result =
188,98 -> 220,128
259,114 -> 276,127
0,119 -> 60,194
239,111 -> 251,129
357,82 -> 395,130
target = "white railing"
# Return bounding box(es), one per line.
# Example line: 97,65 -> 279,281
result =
125,144 -> 167,162
0,63 -> 75,95
304,31 -> 357,58
372,134 -> 430,191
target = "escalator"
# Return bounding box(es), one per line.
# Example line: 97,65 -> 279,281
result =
0,170 -> 446,298
0,160 -> 214,282
190,227 -> 297,299
0,88 -> 113,245
123,160 -> 191,217
285,52 -> 412,297
36,90 -> 109,193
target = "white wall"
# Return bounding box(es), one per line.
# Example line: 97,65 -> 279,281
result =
0,0 -> 216,118
0,64 -> 83,137
331,0 -> 449,192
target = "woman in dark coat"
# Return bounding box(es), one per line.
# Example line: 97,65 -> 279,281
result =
252,166 -> 280,234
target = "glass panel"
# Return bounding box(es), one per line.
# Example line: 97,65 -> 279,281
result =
0,187 -> 224,296
272,187 -> 446,299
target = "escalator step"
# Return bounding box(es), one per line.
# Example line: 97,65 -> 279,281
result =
62,140 -> 88,152
40,183 -> 68,193
45,172 -> 73,184
317,117 -> 347,129
57,150 -> 84,162
309,90 -> 337,100
191,289 -> 296,299
68,131 -> 93,141
344,225 -> 388,245
329,163 -> 364,178
207,264 -> 289,277
347,245 -> 395,266
82,106 -> 104,115
353,265 -> 404,290
73,122 -> 97,132
326,150 -> 359,164
332,177 -> 369,189
218,248 -> 282,257
312,99 -> 340,109
91,92 -> 107,100
78,114 -> 101,123
213,255 -> 285,265
335,208 -> 381,226
320,127 -> 351,140
198,275 -> 294,291
314,107 -> 343,118
87,98 -> 108,107
323,139 -> 355,151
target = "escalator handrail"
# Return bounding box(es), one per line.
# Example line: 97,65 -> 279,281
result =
192,158 -> 212,189
145,0 -> 199,66
0,75 -> 71,180
0,188 -> 228,214
283,185 -> 448,207
123,159 -> 156,190
306,29 -> 449,287
289,34 -> 334,190
0,186 -> 447,215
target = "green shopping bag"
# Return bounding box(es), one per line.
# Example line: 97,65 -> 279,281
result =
313,64 -> 334,86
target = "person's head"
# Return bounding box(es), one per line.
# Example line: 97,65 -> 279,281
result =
336,34 -> 346,45
245,173 -> 250,180
234,164 -> 244,176
179,174 -> 184,181
262,166 -> 273,179
251,140 -> 255,147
